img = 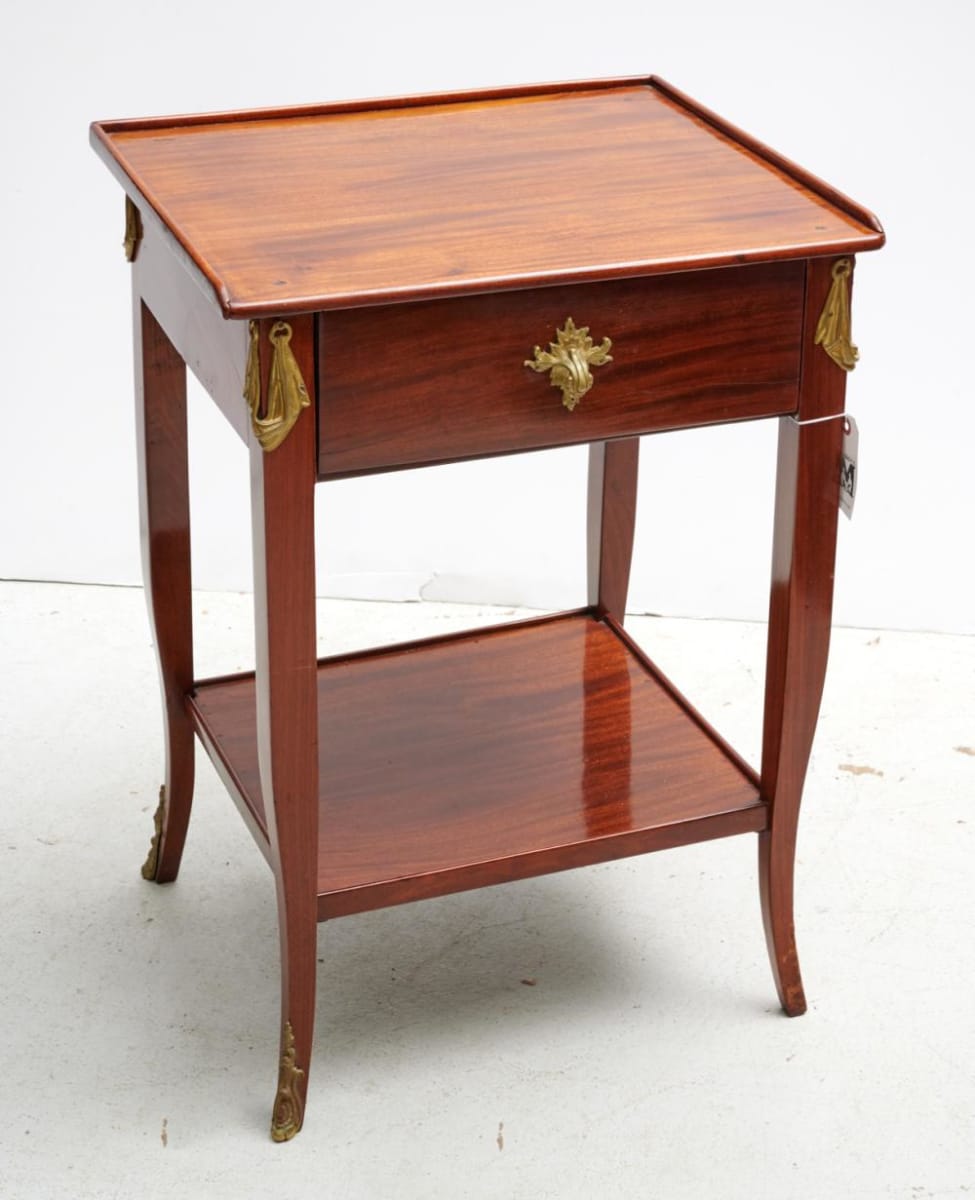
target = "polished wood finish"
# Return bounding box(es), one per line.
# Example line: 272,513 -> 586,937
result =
317,263 -> 802,476
606,614 -> 761,790
588,439 -> 640,622
133,299 -> 194,882
133,217 -> 250,442
94,76 -> 647,137
650,77 -> 885,238
759,258 -> 850,1016
95,77 -> 884,1140
248,316 -> 319,1138
189,613 -> 766,918
91,80 -> 882,317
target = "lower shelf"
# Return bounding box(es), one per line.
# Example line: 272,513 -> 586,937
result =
189,611 -> 766,918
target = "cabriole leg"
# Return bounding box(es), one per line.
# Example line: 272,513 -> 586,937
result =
133,298 -> 195,883
759,257 -> 852,1015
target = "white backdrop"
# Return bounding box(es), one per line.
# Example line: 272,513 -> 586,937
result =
1,0 -> 972,633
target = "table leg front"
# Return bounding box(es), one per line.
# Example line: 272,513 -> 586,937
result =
759,257 -> 852,1016
133,298 -> 195,884
248,318 -> 320,1142
760,412 -> 844,1016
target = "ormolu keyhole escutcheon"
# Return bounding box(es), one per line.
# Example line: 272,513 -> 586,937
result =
524,317 -> 613,411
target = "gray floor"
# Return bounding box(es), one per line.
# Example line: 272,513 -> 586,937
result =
1,580 -> 972,1199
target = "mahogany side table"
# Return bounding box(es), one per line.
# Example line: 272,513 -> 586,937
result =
91,76 -> 884,1141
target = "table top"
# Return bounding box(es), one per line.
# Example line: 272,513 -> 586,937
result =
91,77 -> 884,317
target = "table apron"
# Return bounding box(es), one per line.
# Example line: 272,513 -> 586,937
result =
316,261 -> 804,477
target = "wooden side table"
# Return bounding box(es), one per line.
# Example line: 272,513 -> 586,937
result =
91,76 -> 884,1141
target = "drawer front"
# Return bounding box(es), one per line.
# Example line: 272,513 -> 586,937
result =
317,262 -> 803,478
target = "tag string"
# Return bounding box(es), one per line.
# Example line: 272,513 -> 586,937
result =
787,411 -> 848,427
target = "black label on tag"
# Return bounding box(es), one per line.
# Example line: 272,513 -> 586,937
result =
840,416 -> 858,519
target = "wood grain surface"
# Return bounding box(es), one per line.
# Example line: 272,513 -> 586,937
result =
133,299 -> 195,882
588,438 -> 640,622
133,216 -> 250,442
247,320 -> 319,1138
189,613 -> 766,919
317,263 -> 803,476
759,257 -> 851,1017
91,80 -> 883,316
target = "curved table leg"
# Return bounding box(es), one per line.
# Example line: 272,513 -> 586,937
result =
133,297 -> 195,883
248,317 -> 320,1141
759,258 -> 851,1015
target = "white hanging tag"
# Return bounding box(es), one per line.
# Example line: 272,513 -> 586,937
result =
839,415 -> 858,519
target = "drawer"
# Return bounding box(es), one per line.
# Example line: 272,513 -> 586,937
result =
317,261 -> 803,478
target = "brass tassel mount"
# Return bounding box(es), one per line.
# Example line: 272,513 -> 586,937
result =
123,196 -> 143,263
244,320 -> 311,451
270,1022 -> 305,1142
814,258 -> 858,371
